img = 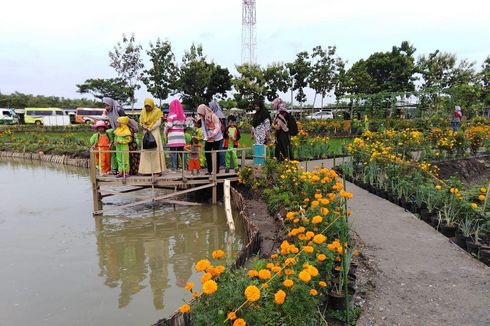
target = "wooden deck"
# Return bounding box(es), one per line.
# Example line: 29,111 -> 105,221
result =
90,148 -> 254,216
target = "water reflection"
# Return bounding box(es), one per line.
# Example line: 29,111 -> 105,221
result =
94,206 -> 241,310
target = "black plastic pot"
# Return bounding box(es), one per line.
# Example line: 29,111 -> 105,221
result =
439,224 -> 457,238
479,248 -> 490,266
454,231 -> 469,250
466,240 -> 481,256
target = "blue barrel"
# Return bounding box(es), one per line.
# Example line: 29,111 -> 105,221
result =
253,144 -> 266,165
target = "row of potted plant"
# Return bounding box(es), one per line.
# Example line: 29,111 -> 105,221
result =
175,160 -> 357,325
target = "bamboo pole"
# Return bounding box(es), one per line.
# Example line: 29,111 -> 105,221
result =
224,180 -> 235,232
212,151 -> 217,204
89,150 -> 102,215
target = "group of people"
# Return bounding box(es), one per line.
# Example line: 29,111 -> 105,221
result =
90,96 -> 296,177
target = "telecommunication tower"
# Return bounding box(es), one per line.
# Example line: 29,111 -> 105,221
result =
241,0 -> 256,64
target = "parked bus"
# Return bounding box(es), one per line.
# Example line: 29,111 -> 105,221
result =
24,108 -> 65,125
75,108 -> 107,124
0,108 -> 19,125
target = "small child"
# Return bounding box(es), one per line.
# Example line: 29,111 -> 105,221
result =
223,115 -> 240,173
114,116 -> 132,178
90,120 -> 113,176
185,137 -> 202,175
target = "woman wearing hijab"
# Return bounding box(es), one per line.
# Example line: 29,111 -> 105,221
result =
196,104 -> 223,174
209,100 -> 226,169
138,98 -> 166,175
165,99 -> 186,170
102,97 -> 140,175
252,101 -> 271,145
272,97 -> 293,161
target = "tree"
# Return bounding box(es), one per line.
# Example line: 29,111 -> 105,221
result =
233,63 -> 266,109
263,63 -> 290,102
76,78 -> 132,104
309,45 -> 339,108
177,44 -> 232,108
417,50 -> 457,90
287,51 -> 312,106
141,39 -> 178,106
109,33 -> 144,109
0,91 -> 100,108
480,56 -> 490,107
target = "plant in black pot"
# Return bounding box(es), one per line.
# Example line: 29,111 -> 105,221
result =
455,217 -> 474,250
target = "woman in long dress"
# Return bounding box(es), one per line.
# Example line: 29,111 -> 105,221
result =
196,104 -> 223,174
252,101 -> 271,145
138,98 -> 166,175
272,97 -> 293,161
165,99 -> 186,170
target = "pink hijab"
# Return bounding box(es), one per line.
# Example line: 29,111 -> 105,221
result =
168,99 -> 186,121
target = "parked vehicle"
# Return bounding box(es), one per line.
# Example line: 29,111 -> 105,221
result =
74,108 -> 107,124
304,111 -> 334,120
0,108 -> 19,125
24,108 -> 65,125
64,109 -> 76,124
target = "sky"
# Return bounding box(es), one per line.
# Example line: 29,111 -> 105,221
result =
1,0 -> 489,106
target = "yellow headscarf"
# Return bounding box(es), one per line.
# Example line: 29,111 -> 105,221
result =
140,98 -> 163,129
114,116 -> 132,137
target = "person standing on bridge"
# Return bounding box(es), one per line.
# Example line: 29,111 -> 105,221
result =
272,97 -> 293,161
197,104 -> 223,175
165,99 -> 186,171
138,98 -> 165,176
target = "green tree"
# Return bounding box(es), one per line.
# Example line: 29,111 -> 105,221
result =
233,63 -> 266,109
76,78 -> 132,104
263,63 -> 289,102
309,45 -> 339,108
109,33 -> 144,110
176,44 -> 232,108
141,38 -> 178,106
417,50 -> 456,90
480,56 -> 490,107
287,51 -> 312,106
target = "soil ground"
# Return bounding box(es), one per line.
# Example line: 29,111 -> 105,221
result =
436,155 -> 490,185
302,158 -> 490,325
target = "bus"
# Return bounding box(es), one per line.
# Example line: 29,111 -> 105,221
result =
24,108 -> 65,125
75,108 -> 107,124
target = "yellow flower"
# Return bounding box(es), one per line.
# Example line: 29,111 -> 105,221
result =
247,270 -> 258,278
271,266 -> 281,273
480,187 -> 487,193
313,234 -> 327,244
284,269 -> 295,276
201,272 -> 212,284
244,285 -> 261,302
304,264 -> 319,277
184,282 -> 194,291
470,203 -> 478,209
283,279 -> 294,288
227,311 -> 237,321
271,253 -> 278,259
274,289 -> 286,304
318,281 -> 327,287
212,265 -> 225,276
212,250 -> 225,259
310,289 -> 318,296
192,291 -> 200,298
311,215 -> 323,224
305,231 -> 315,240
233,318 -> 246,326
479,194 -> 485,201
266,263 -> 274,269
311,200 -> 319,207
303,245 -> 314,253
195,259 -> 211,272
317,254 -> 327,262
320,198 -> 330,205
435,185 -> 441,190
202,279 -> 218,295
299,270 -> 311,282
284,257 -> 296,266
321,207 -> 329,216
314,193 -> 322,200
258,269 -> 272,280
179,304 -> 190,313
286,211 -> 296,220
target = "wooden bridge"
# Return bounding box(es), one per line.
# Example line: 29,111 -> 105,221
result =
90,147 -> 254,216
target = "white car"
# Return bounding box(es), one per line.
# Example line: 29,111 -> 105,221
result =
305,111 -> 334,120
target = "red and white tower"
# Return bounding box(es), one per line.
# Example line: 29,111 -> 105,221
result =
241,0 -> 256,64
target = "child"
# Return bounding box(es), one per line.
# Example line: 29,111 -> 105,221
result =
185,137 -> 202,175
114,116 -> 132,178
90,120 -> 113,176
194,116 -> 207,169
223,115 -> 240,173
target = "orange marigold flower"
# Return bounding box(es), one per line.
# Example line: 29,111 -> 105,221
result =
318,281 -> 327,287
303,245 -> 314,253
297,226 -> 306,233
195,259 -> 211,272
311,200 -> 320,207
266,263 -> 274,269
293,218 -> 300,223
321,207 -> 329,216
303,198 -> 310,203
283,279 -> 294,287
310,289 -> 318,296
274,289 -> 286,304
320,198 -> 330,205
244,285 -> 261,302
202,279 -> 218,295
271,265 -> 281,273
314,193 -> 322,200
262,283 -> 269,289
192,291 -> 200,298
201,272 -> 212,284
247,270 -> 258,278
305,231 -> 315,240
299,270 -> 311,282
284,257 -> 296,266
305,264 -> 319,277
213,265 -> 225,276
184,282 -> 194,291
212,249 -> 225,259
271,253 -> 278,259
286,211 -> 296,220
328,193 -> 336,200
285,269 -> 295,275
317,254 -> 327,262
227,311 -> 237,321
311,215 -> 323,224
258,269 -> 272,280
233,318 -> 246,326
313,234 -> 327,244
179,304 -> 190,313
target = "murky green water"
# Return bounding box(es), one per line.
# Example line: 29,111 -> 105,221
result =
0,159 -> 243,325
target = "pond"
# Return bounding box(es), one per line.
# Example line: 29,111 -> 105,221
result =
0,159 -> 243,325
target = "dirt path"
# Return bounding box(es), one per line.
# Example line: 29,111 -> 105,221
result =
301,158 -> 490,325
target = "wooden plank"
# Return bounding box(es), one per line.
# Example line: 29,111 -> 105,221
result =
100,186 -> 147,198
90,150 -> 102,215
212,151 -> 217,204
161,199 -> 202,206
223,180 -> 235,232
94,183 -> 215,215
